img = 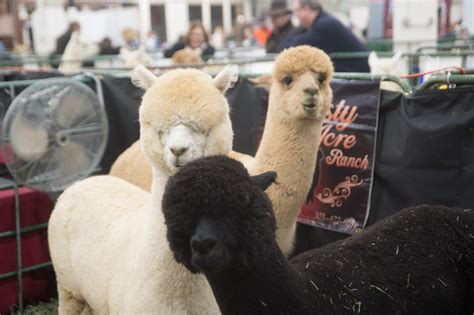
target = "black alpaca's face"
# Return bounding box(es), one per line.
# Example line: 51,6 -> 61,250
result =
162,156 -> 278,274
166,191 -> 277,275
190,217 -> 237,273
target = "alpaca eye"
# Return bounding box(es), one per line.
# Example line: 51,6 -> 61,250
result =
282,76 -> 293,86
319,74 -> 326,84
157,129 -> 166,142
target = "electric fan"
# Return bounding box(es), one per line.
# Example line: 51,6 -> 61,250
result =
1,76 -> 108,192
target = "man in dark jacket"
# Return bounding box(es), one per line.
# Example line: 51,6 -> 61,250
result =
283,0 -> 369,72
266,2 -> 295,54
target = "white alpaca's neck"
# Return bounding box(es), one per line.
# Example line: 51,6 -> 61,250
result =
150,165 -> 169,216
136,165 -> 169,265
126,164 -> 220,314
253,106 -> 323,255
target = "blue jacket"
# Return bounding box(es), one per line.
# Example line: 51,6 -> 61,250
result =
283,10 -> 370,73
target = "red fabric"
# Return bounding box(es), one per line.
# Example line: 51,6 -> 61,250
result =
0,187 -> 55,314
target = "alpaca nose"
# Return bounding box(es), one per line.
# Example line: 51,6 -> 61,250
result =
303,87 -> 318,96
191,236 -> 216,255
170,146 -> 188,157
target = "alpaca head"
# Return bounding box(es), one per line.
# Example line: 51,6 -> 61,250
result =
270,45 -> 333,121
172,48 -> 204,65
132,65 -> 237,175
162,155 -> 277,274
368,51 -> 404,77
60,32 -> 99,73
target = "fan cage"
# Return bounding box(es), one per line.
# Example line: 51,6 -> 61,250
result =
0,74 -> 108,313
1,75 -> 108,192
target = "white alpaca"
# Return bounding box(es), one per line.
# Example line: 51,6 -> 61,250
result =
110,46 -> 334,256
48,65 -> 237,314
59,31 -> 99,74
368,51 -> 406,92
418,55 -> 463,81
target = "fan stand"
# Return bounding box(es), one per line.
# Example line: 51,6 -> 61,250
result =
0,73 -> 107,313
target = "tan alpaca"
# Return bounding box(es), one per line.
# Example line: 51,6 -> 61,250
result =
110,46 -> 333,255
230,46 -> 333,255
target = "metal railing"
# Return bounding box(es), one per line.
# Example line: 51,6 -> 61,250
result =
2,46 -> 473,69
0,176 -> 49,313
415,74 -> 474,91
0,74 -> 102,313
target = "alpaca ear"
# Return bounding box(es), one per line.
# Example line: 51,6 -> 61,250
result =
131,65 -> 157,90
250,171 -> 277,191
391,51 -> 403,63
368,51 -> 378,67
250,74 -> 273,91
213,65 -> 239,93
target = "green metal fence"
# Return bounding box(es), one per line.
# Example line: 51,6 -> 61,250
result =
1,43 -> 473,72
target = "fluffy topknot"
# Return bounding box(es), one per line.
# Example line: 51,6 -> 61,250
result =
164,156 -> 254,213
273,45 -> 334,85
139,68 -> 229,131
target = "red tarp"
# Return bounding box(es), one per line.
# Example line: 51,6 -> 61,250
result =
0,185 -> 55,314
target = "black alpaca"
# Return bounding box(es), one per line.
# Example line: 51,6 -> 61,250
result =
162,155 -> 474,315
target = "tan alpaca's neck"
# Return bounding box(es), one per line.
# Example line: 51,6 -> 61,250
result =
253,111 -> 323,255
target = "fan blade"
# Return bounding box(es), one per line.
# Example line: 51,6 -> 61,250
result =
9,114 -> 49,161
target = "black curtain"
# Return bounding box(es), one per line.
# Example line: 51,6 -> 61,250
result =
2,72 -> 473,256
368,86 -> 474,224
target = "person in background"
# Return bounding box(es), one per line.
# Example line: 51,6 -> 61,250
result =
53,21 -> 80,55
266,1 -> 295,53
122,28 -> 140,51
445,20 -> 462,38
253,15 -> 271,47
283,0 -> 370,72
242,24 -> 259,47
211,26 -> 225,49
146,31 -> 160,51
164,21 -> 215,60
98,37 -> 120,55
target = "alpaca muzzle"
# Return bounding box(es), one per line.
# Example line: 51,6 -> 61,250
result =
190,219 -> 228,273
302,97 -> 318,114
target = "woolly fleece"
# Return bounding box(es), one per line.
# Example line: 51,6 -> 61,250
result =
163,155 -> 474,315
112,46 -> 334,258
49,66 -> 236,314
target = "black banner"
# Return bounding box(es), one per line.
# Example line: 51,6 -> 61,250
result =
298,81 -> 380,234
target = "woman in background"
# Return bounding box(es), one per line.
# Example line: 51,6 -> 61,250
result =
164,21 -> 215,60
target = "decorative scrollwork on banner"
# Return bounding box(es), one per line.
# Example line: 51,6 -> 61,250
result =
316,175 -> 363,207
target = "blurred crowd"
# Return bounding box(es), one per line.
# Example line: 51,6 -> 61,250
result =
28,0 -> 371,72
1,0 -> 472,73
